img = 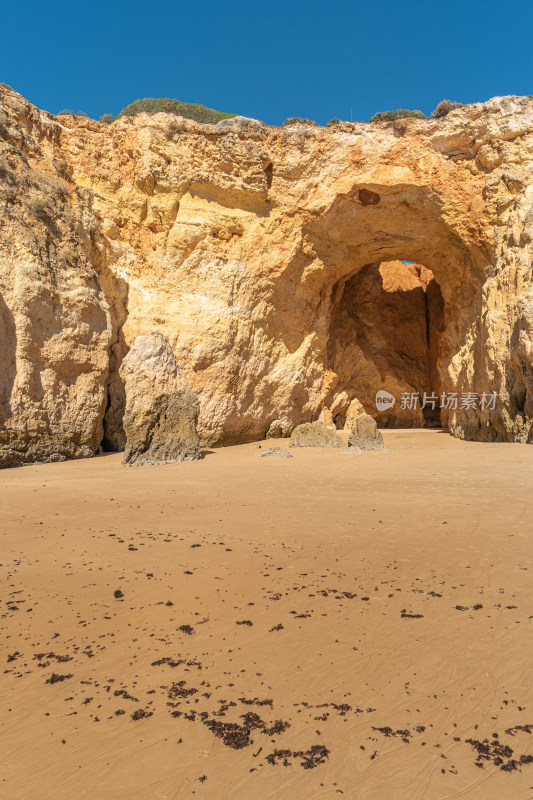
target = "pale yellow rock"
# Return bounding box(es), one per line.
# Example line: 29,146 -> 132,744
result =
120,332 -> 201,466
0,94 -> 112,466
347,414 -> 386,451
343,399 -> 366,433
265,419 -> 292,438
290,421 -> 343,448
318,408 -> 335,428
0,86 -> 532,465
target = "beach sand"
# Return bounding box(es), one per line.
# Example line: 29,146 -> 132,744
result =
1,430 -> 532,799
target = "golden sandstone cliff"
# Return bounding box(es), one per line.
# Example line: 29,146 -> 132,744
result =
0,84 -> 532,466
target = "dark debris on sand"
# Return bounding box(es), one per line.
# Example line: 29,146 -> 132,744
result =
266,744 -> 330,769
203,711 -> 291,749
466,727 -> 533,772
46,672 -> 73,684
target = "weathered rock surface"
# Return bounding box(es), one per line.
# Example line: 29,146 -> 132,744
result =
347,414 -> 386,451
256,446 -> 293,458
1,85 -> 532,465
290,422 -> 343,448
333,261 -> 444,429
343,398 -> 365,432
265,419 -> 292,438
0,94 -> 112,467
119,332 -> 201,466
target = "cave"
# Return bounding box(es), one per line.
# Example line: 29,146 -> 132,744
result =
326,260 -> 445,428
303,175 -> 492,442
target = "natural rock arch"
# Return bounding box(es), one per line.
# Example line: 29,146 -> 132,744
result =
257,172 -> 493,442
297,178 -> 491,431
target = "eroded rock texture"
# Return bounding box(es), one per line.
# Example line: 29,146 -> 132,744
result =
329,261 -> 445,428
0,84 -> 532,464
0,96 -> 112,466
256,446 -> 293,458
347,414 -> 386,451
120,332 -> 201,466
290,421 -> 343,448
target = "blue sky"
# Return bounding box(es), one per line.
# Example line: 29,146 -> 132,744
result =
2,0 -> 532,125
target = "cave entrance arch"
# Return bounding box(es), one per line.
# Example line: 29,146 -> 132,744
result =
327,260 -> 445,428
306,181 -> 489,435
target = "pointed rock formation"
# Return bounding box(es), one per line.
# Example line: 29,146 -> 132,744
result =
348,414 -> 386,451
120,333 -> 201,466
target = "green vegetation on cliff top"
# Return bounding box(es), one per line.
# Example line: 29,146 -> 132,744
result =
113,97 -> 237,124
370,108 -> 427,122
97,97 -> 465,126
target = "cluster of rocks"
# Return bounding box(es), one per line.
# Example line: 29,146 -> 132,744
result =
288,415 -> 386,452
119,360 -> 388,462
97,327 -> 389,466
24,326 -> 385,468
117,345 -> 387,463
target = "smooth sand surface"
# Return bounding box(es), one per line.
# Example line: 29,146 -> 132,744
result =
1,430 -> 532,800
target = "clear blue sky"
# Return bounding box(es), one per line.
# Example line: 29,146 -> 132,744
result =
2,0 -> 532,125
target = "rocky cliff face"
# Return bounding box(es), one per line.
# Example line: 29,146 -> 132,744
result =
0,94 -> 112,466
1,85 -> 532,464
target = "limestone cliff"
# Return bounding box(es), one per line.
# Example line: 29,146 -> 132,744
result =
0,84 -> 532,464
0,93 -> 112,466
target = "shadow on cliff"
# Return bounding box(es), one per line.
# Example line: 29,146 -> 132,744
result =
94,260 -> 130,453
502,317 -> 533,442
325,262 -> 445,427
0,292 -> 16,423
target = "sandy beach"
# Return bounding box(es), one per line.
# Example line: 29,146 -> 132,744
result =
1,430 -> 532,799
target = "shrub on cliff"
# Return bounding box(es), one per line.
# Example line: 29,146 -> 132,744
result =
370,109 -> 426,122
327,118 -> 342,126
283,117 -> 318,126
431,99 -> 464,118
115,97 -> 236,124
57,110 -> 89,117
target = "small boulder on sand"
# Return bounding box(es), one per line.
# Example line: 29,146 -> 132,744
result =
120,332 -> 201,466
348,414 -> 385,451
266,419 -> 292,438
290,421 -> 343,448
256,446 -> 293,458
